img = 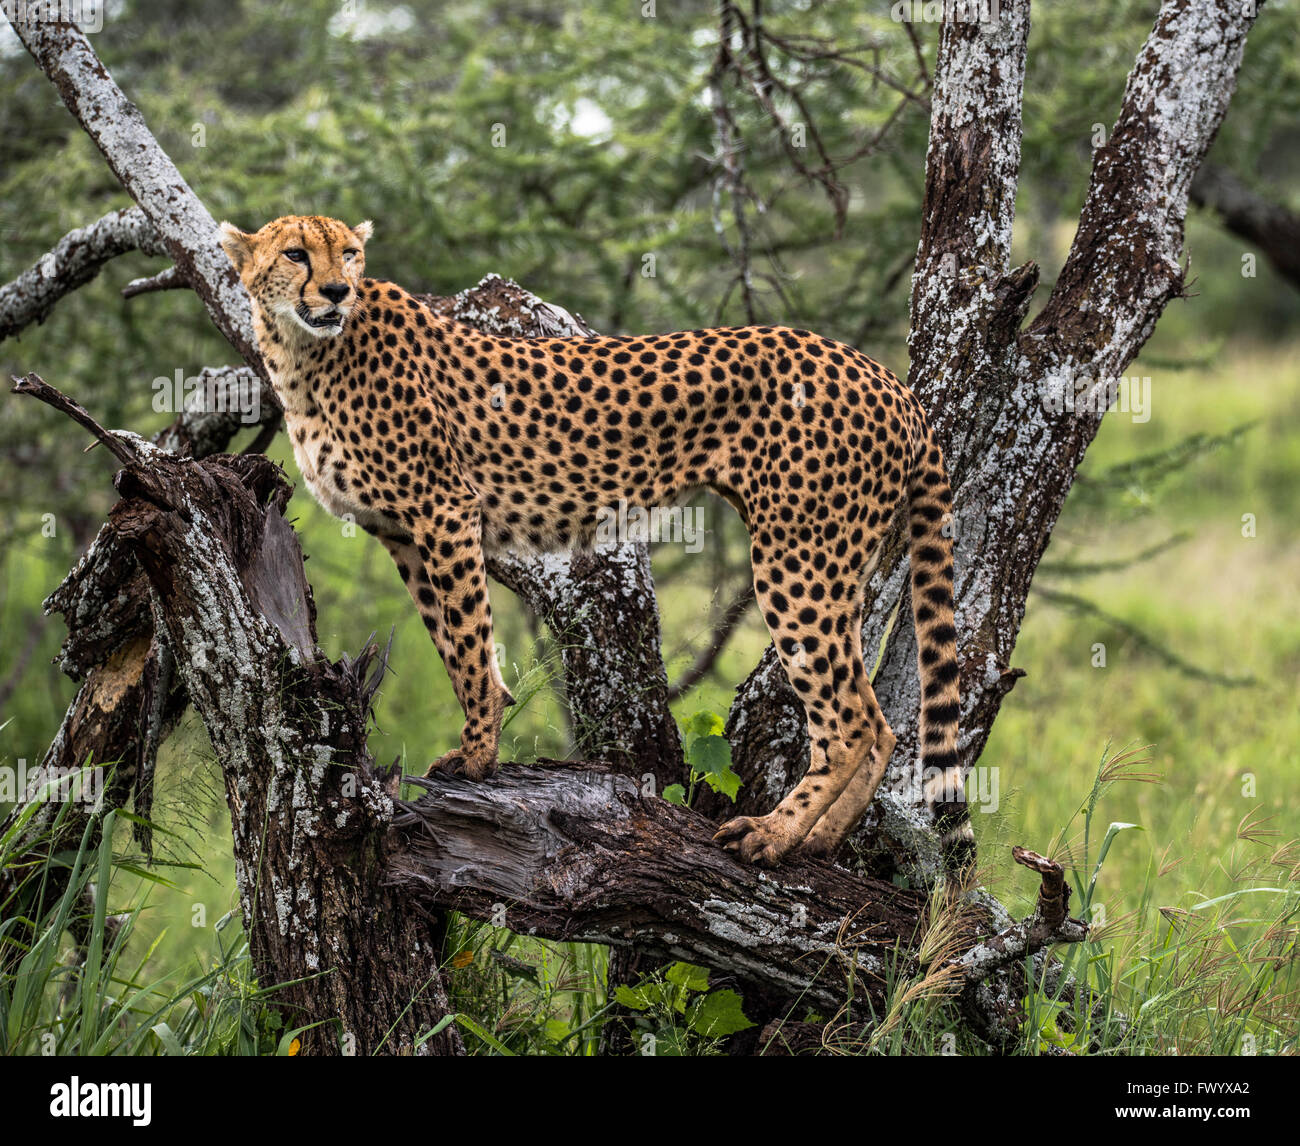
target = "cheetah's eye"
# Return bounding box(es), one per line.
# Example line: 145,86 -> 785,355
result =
283,248 -> 308,264
342,249 -> 360,261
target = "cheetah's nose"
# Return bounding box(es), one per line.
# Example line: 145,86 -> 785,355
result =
320,282 -> 350,304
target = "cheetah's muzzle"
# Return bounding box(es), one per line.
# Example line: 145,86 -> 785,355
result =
297,301 -> 344,330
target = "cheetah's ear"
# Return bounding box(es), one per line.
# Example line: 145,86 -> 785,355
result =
218,222 -> 254,271
351,220 -> 374,245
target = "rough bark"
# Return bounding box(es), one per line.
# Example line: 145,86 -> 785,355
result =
393,764 -> 1096,1047
0,361 -> 275,945
722,0 -> 1260,884
11,376 -> 463,1054
393,762 -> 923,1015
0,207 -> 169,340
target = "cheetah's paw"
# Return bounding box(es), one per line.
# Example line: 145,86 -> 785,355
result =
712,815 -> 797,867
793,832 -> 838,861
425,749 -> 499,781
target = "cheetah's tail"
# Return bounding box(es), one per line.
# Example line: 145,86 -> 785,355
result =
907,424 -> 975,878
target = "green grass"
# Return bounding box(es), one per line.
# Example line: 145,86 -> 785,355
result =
978,337 -> 1300,929
0,795 -> 294,1056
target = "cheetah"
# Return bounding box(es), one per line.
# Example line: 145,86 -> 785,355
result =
219,214 -> 972,868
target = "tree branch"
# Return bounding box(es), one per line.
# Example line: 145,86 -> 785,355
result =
121,263 -> 190,300
956,847 -> 1087,986
0,207 -> 167,341
1189,161 -> 1300,291
393,763 -> 925,1013
666,584 -> 755,701
1,3 -> 264,374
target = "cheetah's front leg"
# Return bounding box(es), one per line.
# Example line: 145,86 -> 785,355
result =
383,510 -> 513,780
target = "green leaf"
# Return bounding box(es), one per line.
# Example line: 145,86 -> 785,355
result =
151,1022 -> 184,1056
648,1027 -> 689,1056
687,989 -> 755,1038
700,763 -> 742,802
1089,821 -> 1145,899
683,710 -> 725,742
688,733 -> 731,776
276,1018 -> 332,1056
544,1019 -> 571,1043
614,984 -> 658,1011
114,863 -> 186,891
414,1014 -> 456,1048
662,783 -> 687,805
665,962 -> 710,993
453,1014 -> 517,1056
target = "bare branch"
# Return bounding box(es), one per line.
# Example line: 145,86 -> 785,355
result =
149,365 -> 273,457
121,263 -> 190,300
0,207 -> 167,341
11,372 -> 145,466
956,849 -> 1088,986
1,4 -> 264,375
393,763 -> 926,1013
666,584 -> 755,701
1027,1 -> 1260,373
1190,161 -> 1300,291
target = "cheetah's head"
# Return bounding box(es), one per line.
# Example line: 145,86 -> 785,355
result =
218,215 -> 373,340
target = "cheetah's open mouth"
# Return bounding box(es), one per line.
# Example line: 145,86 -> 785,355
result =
296,302 -> 345,331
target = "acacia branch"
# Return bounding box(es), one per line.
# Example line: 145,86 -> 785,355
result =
392,764 -> 926,1012
1,3 -> 264,374
393,764 -> 1096,1034
10,372 -> 145,465
666,584 -> 755,701
121,263 -> 190,299
956,848 -> 1088,986
0,207 -> 167,341
1026,0 -> 1259,370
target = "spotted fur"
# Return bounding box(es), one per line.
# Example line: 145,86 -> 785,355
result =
219,214 -> 972,868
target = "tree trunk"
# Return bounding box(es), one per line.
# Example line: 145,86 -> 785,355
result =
720,0 -> 1259,885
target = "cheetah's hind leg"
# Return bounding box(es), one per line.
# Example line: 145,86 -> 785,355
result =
714,578 -> 875,865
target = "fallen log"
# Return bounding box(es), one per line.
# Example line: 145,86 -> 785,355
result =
393,763 -> 925,1014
